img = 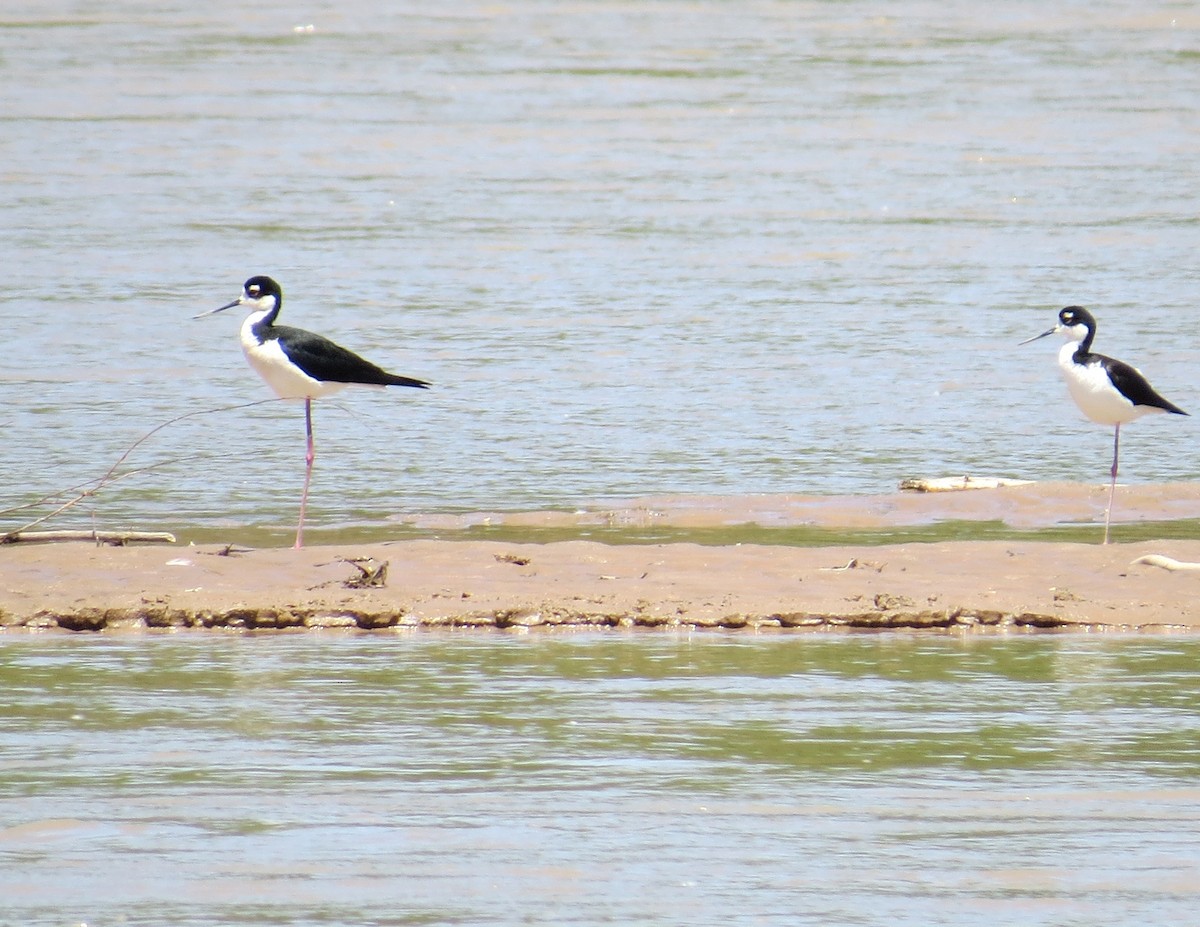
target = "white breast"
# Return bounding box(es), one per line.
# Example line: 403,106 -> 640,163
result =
239,315 -> 348,400
1057,342 -> 1159,426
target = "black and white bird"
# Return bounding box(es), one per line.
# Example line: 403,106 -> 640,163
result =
197,275 -> 429,548
1021,305 -> 1186,544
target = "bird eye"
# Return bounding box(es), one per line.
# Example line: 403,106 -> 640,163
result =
248,286 -> 260,296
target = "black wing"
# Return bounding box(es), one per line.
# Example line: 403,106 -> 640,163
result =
273,325 -> 430,389
1099,353 -> 1186,415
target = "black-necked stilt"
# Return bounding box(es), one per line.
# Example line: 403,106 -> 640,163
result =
196,275 -> 430,549
1021,306 -> 1186,544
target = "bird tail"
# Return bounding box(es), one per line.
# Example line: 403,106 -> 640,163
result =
385,374 -> 431,389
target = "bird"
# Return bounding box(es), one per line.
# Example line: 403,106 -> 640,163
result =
196,275 -> 429,549
1021,306 -> 1186,544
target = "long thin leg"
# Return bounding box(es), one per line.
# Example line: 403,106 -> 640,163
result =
1103,423 -> 1120,546
296,397 -> 314,549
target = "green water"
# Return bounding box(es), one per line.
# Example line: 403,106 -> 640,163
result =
179,516 -> 1200,551
2,633 -> 1199,926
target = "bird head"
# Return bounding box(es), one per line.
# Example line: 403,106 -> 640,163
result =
1020,305 -> 1095,346
194,275 -> 282,319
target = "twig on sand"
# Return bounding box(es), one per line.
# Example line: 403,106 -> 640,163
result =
204,543 -> 254,557
342,557 -> 389,588
1,529 -> 176,546
820,558 -> 884,573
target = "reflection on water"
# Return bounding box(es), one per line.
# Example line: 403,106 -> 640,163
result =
2,633 -> 1199,925
3,2 -> 1200,537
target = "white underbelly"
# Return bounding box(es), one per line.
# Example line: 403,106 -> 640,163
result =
1058,351 -> 1160,426
242,335 -> 349,400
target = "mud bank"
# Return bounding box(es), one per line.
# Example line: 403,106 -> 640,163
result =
2,536 -> 1199,633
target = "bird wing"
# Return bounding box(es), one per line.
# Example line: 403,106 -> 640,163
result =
272,326 -> 428,389
1100,353 -> 1187,415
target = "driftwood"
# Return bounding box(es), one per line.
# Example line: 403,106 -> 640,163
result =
899,476 -> 1034,493
1,530 -> 176,546
1131,554 -> 1200,573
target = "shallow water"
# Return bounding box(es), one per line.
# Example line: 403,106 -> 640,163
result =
3,2 -> 1200,539
2,633 -> 1200,926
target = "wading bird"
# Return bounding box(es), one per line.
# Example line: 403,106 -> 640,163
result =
1021,306 -> 1186,543
197,275 -> 429,548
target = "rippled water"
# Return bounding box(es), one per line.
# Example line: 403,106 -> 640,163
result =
3,633 -> 1200,925
4,2 -> 1200,537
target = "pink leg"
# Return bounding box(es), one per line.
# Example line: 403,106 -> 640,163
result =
1103,423 -> 1120,546
296,398 -> 314,549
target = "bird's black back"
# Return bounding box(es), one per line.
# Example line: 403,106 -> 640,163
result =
1095,352 -> 1187,415
269,325 -> 430,389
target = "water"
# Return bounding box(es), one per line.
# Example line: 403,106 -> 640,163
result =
3,632 -> 1200,925
3,2 -> 1200,538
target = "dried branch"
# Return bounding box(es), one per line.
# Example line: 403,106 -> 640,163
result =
2,398 -> 281,537
1,530 -> 177,546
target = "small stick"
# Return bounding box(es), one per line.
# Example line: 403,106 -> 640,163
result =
1,530 -> 177,546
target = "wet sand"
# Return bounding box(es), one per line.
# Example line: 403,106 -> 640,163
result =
395,480 -> 1200,533
3,484 -> 1200,632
